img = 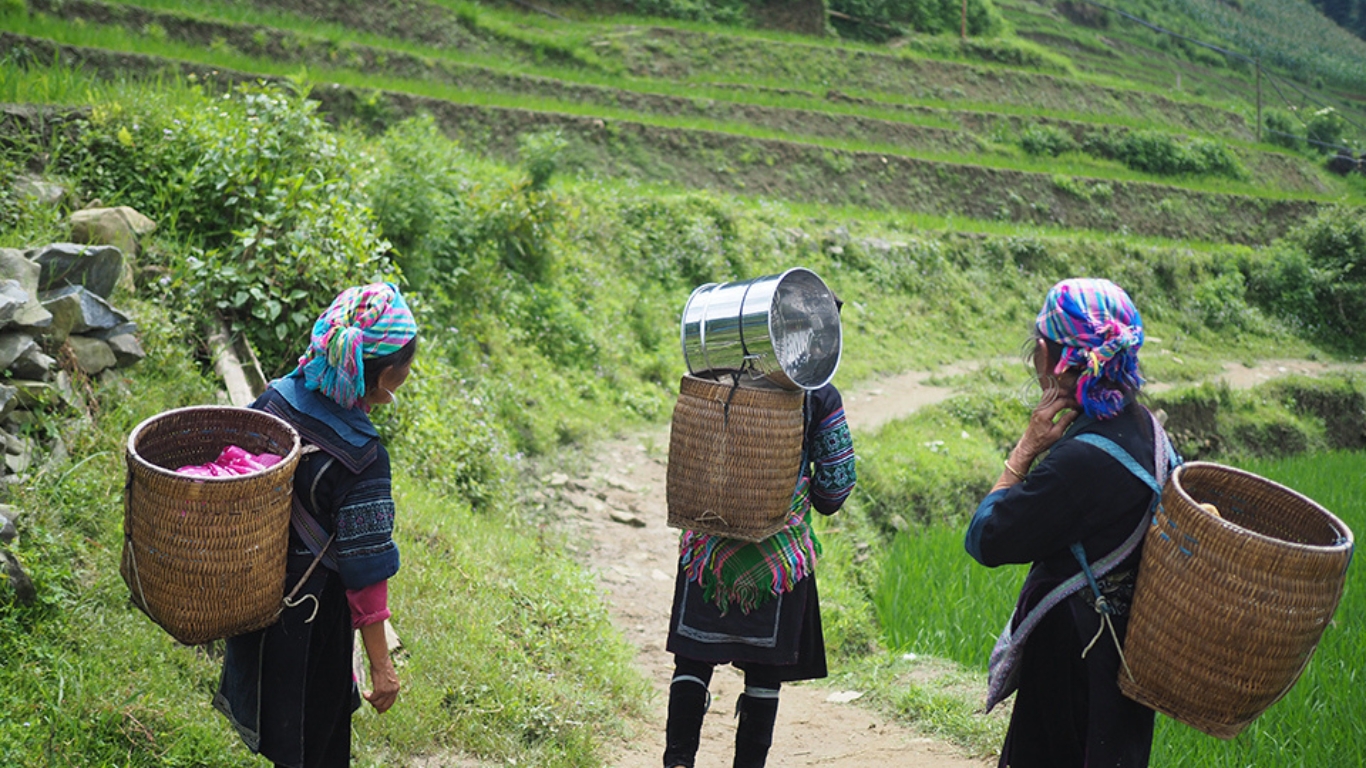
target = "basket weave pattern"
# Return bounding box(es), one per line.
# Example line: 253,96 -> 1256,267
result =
666,374 -> 804,542
1121,462 -> 1354,739
121,406 -> 300,645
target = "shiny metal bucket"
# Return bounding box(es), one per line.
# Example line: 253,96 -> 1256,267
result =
680,268 -> 842,390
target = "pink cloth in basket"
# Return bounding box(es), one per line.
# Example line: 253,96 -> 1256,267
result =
176,445 -> 283,478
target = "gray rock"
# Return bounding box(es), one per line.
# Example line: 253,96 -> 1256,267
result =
14,176 -> 66,207
0,333 -> 34,372
12,302 -> 53,330
0,250 -> 54,330
11,347 -> 55,381
5,438 -> 32,474
40,285 -> 130,342
12,378 -> 73,411
0,280 -> 28,327
89,321 -> 138,341
1,550 -> 36,605
66,335 -> 117,375
29,243 -> 125,299
0,509 -> 15,545
0,386 -> 16,421
4,411 -> 34,431
105,333 -> 146,368
4,433 -> 22,456
41,435 -> 69,475
69,206 -> 155,256
0,249 -> 39,296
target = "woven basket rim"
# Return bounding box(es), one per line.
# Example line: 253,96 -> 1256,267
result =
127,405 -> 302,483
1171,461 -> 1354,553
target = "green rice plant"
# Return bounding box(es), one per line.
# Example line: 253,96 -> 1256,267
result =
874,522 -> 1023,666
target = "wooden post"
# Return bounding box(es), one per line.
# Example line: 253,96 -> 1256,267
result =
962,0 -> 968,40
1256,59 -> 1263,144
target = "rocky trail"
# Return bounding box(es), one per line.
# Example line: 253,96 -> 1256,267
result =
541,357 -> 1365,767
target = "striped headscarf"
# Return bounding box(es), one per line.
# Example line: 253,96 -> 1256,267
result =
1035,278 -> 1144,421
297,282 -> 417,409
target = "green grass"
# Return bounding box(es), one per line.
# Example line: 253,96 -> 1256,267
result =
872,448 -> 1366,764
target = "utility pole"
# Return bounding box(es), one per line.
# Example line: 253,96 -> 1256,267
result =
1256,59 -> 1263,144
962,0 -> 967,40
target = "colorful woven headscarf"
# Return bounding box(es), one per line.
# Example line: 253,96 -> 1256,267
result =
296,282 -> 417,409
1035,278 -> 1144,420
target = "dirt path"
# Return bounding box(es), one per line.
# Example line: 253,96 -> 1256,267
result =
558,356 -> 1365,767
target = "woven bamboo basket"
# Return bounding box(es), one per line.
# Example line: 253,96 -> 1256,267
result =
666,373 -> 804,542
1121,462 -> 1354,739
121,406 -> 301,645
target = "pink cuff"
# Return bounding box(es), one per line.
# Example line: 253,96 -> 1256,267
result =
345,580 -> 391,629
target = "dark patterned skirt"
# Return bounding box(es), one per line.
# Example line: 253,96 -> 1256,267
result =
665,565 -> 827,682
214,554 -> 360,768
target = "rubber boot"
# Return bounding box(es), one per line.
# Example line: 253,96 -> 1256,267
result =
733,691 -> 780,768
663,676 -> 710,768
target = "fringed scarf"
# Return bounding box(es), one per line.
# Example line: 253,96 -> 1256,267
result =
679,477 -> 820,615
297,282 -> 417,410
1035,278 -> 1144,421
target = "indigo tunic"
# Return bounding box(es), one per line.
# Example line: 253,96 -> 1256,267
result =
966,400 -> 1158,768
215,376 -> 400,768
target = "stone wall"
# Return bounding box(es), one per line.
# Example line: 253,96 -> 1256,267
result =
0,200 -> 151,605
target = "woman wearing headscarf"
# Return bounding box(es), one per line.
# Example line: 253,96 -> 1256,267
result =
965,278 -> 1178,767
663,381 -> 856,768
215,282 -> 418,768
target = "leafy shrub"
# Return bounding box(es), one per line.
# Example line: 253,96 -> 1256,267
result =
519,129 -> 569,192
830,0 -> 1003,40
1246,207 -> 1366,349
65,84 -> 394,372
1306,107 -> 1348,152
1090,130 -> 1245,179
1265,109 -> 1303,150
1190,270 -> 1262,332
1020,124 -> 1076,157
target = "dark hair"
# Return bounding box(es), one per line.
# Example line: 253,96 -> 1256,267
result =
362,336 -> 418,394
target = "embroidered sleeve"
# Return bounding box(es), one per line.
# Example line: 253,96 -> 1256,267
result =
810,406 -> 856,514
334,448 -> 401,590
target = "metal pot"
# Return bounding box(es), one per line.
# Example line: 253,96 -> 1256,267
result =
680,268 -> 841,390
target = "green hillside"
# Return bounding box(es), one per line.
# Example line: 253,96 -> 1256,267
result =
2,0 -> 1365,765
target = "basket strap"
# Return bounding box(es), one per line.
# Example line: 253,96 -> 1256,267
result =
290,455 -> 339,572
1073,434 -> 1162,496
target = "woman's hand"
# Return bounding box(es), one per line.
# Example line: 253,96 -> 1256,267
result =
359,620 -> 400,713
364,657 -> 400,714
1013,389 -> 1080,468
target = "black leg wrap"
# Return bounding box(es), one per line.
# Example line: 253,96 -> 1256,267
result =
733,692 -> 780,768
663,676 -> 710,768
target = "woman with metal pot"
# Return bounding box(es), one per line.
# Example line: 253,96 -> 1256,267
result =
215,282 -> 417,768
964,278 -> 1178,767
663,282 -> 856,768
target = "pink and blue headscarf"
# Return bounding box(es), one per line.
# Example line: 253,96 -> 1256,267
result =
1035,278 -> 1144,421
296,282 -> 417,409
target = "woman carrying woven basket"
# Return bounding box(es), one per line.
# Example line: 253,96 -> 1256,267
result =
215,282 -> 417,768
663,382 -> 856,768
965,278 -> 1178,767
